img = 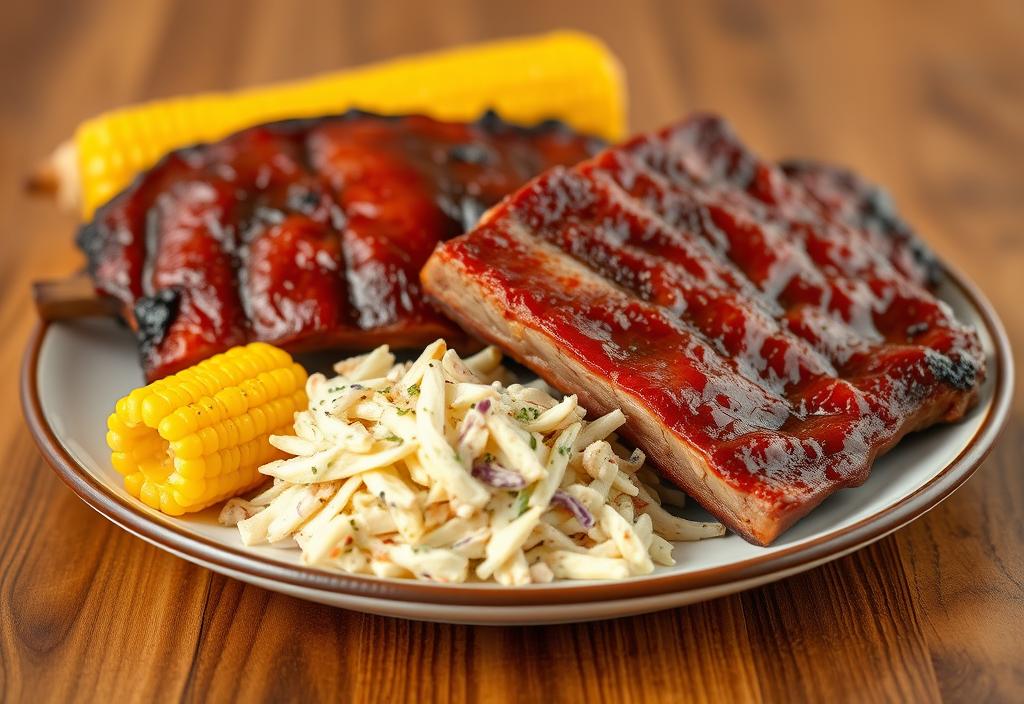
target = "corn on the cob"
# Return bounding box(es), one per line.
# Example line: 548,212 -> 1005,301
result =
106,342 -> 307,515
56,31 -> 625,219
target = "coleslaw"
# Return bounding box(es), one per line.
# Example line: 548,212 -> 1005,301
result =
220,340 -> 724,584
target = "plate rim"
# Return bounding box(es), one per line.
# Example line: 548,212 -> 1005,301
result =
21,263 -> 1014,607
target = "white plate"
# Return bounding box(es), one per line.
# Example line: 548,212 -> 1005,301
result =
21,268 -> 1012,625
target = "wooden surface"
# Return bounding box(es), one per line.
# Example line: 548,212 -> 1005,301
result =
2,1 -> 1022,701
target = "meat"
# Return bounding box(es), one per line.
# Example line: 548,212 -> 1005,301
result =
77,111 -> 601,380
421,114 -> 985,546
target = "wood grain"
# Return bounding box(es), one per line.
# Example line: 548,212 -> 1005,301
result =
1,0 -> 1021,701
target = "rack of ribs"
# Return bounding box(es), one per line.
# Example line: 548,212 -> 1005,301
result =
421,113 -> 985,546
77,111 -> 601,380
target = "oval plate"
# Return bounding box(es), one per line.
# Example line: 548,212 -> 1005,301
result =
21,267 -> 1012,625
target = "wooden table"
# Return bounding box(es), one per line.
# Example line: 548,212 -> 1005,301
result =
2,1 -> 1021,701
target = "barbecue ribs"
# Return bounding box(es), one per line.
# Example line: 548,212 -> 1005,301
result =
422,114 -> 985,545
78,111 -> 601,380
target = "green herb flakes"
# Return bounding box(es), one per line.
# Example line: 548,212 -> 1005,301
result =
514,406 -> 541,423
514,487 -> 534,516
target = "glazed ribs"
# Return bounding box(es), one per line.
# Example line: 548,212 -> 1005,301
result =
78,111 -> 600,380
422,114 -> 985,545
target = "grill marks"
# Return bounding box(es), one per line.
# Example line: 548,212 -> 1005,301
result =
213,124 -> 352,343
781,159 -> 940,286
80,112 -> 598,379
452,224 -> 794,437
509,167 -> 837,398
145,176 -> 248,373
607,121 -> 982,383
423,114 -> 985,542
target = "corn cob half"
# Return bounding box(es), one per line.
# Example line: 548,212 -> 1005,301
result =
36,31 -> 626,219
106,342 -> 307,515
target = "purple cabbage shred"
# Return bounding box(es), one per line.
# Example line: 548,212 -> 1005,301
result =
471,460 -> 527,489
552,490 -> 595,529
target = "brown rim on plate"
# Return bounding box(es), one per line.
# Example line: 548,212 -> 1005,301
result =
21,264 -> 1013,607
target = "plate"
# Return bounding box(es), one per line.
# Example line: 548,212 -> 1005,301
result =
21,266 -> 1012,625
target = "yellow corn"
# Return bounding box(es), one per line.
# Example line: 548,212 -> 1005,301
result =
74,31 -> 626,219
106,342 -> 307,516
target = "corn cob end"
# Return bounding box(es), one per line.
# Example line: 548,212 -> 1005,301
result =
106,343 -> 307,515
